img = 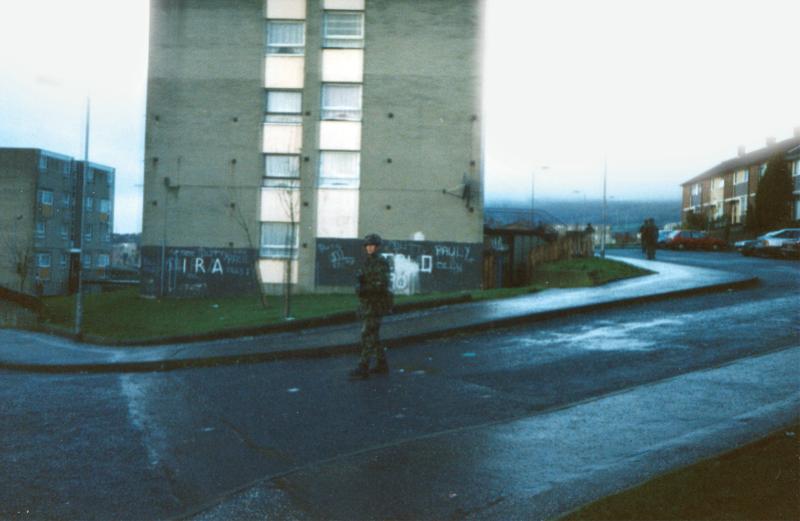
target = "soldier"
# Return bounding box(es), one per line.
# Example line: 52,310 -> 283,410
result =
349,233 -> 393,380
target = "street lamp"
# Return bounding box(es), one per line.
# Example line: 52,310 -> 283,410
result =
74,97 -> 90,338
530,166 -> 549,228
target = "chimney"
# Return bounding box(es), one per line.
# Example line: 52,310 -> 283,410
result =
737,145 -> 746,157
794,126 -> 800,138
766,136 -> 777,147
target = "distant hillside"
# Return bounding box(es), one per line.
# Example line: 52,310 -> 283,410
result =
485,198 -> 681,233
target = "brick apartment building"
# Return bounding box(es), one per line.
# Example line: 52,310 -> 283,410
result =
0,148 -> 115,296
141,0 -> 484,297
681,130 -> 800,228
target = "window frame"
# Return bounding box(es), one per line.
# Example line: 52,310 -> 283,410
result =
264,90 -> 303,124
266,20 -> 306,56
260,222 -> 300,259
264,154 -> 301,188
320,83 -> 362,121
36,253 -> 51,268
323,11 -> 365,48
318,151 -> 360,188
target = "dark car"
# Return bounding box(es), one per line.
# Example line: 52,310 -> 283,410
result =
664,230 -> 727,251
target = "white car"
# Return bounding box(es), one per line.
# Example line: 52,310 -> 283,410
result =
748,228 -> 800,257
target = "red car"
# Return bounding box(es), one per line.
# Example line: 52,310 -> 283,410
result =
665,230 -> 728,251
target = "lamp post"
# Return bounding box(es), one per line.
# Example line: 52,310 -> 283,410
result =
601,157 -> 608,259
74,97 -> 90,337
530,165 -> 549,228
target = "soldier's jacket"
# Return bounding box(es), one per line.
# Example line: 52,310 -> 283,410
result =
356,253 -> 393,316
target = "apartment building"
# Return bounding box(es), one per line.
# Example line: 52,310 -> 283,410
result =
0,148 -> 115,296
141,0 -> 484,297
681,130 -> 800,227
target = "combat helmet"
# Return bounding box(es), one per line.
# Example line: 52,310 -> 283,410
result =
363,233 -> 382,246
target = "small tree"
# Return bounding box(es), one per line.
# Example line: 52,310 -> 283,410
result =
277,187 -> 300,320
227,185 -> 270,309
754,155 -> 794,232
684,210 -> 705,230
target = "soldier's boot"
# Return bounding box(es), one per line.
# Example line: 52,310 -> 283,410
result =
349,362 -> 369,380
370,359 -> 389,375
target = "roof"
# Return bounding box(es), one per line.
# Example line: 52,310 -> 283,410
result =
681,135 -> 800,186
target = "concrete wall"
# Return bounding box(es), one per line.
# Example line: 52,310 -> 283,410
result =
0,150 -> 36,293
358,0 -> 483,244
142,0 -> 484,296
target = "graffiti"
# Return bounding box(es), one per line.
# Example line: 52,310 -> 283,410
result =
329,245 -> 355,269
382,253 -> 420,295
141,246 -> 257,297
316,239 -> 481,293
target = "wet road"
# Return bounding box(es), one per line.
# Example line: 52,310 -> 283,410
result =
1,250 -> 797,520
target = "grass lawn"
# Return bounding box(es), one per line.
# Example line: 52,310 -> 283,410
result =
561,424 -> 800,521
39,257 -> 649,343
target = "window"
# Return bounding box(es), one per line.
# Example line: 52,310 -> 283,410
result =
60,223 -> 69,239
715,178 -> 724,189
759,163 -> 767,177
264,155 -> 301,188
691,184 -> 701,196
86,169 -> 94,184
85,197 -> 94,211
265,90 -> 302,123
38,154 -> 48,171
62,193 -> 71,208
323,12 -> 364,48
60,253 -> 68,267
82,253 -> 92,269
260,222 -> 299,258
100,223 -> 111,242
321,84 -> 362,121
266,21 -> 305,55
793,160 -> 800,176
319,151 -> 360,187
84,224 -> 92,241
36,253 -> 51,268
38,190 -> 54,205
35,221 -> 45,238
97,254 -> 110,268
734,169 -> 749,184
99,199 -> 111,214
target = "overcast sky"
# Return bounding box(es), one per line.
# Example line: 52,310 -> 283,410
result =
1,0 -> 798,233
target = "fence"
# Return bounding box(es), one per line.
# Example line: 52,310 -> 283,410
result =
526,231 -> 594,284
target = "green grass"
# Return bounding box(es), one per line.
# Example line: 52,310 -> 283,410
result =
39,257 -> 649,342
561,425 -> 800,521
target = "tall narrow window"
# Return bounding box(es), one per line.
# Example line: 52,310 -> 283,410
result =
265,90 -> 303,123
319,151 -> 360,188
264,155 -> 301,188
266,21 -> 305,55
321,84 -> 362,121
323,12 -> 364,48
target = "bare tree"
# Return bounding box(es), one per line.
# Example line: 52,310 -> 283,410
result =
226,182 -> 270,310
277,186 -> 300,320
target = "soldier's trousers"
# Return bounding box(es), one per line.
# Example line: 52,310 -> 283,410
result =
358,314 -> 385,366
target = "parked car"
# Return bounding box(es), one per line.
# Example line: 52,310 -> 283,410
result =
744,228 -> 800,257
664,230 -> 728,251
657,230 -> 678,248
780,238 -> 800,260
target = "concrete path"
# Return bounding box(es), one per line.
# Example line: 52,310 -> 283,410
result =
0,256 -> 756,373
191,345 -> 800,520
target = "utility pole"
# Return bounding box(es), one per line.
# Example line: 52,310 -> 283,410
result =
74,97 -> 90,337
601,157 -> 607,259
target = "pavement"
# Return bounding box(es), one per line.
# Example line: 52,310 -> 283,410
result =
0,255 -> 758,374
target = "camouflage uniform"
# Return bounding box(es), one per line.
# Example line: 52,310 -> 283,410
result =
356,252 -> 392,367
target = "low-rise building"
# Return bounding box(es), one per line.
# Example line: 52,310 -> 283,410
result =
0,148 -> 115,296
680,130 -> 800,228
